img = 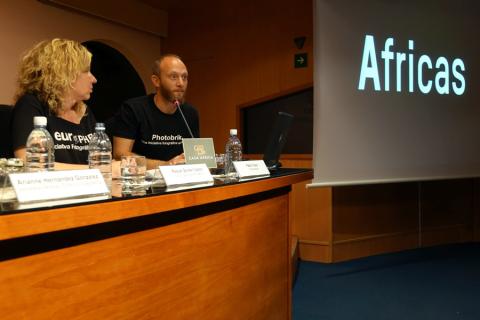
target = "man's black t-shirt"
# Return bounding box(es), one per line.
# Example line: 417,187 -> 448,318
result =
11,93 -> 97,164
113,94 -> 200,161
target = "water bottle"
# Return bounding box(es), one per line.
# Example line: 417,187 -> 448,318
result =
25,116 -> 55,172
224,128 -> 242,177
88,123 -> 112,190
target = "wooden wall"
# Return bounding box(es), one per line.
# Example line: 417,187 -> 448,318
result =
285,156 -> 480,263
164,1 -> 480,263
164,0 -> 313,152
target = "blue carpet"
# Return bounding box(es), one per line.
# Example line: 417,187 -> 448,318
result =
293,243 -> 480,320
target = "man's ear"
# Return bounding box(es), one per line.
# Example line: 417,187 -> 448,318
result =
151,74 -> 160,87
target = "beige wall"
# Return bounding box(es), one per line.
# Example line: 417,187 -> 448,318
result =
0,0 -> 163,104
42,0 -> 167,36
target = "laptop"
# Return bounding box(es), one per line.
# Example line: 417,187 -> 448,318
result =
263,111 -> 294,170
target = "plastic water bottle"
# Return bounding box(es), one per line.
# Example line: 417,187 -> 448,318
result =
88,123 -> 112,190
224,128 -> 242,177
25,116 -> 55,172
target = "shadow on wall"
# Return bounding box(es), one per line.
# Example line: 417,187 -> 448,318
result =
83,41 -> 146,123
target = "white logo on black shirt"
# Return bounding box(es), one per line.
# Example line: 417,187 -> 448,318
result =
53,131 -> 93,151
54,131 -> 93,144
142,134 -> 183,146
151,134 -> 183,141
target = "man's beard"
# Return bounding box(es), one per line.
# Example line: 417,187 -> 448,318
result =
160,85 -> 186,104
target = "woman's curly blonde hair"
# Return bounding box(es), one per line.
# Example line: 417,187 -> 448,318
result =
14,38 -> 92,114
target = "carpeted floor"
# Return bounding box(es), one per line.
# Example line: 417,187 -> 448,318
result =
293,243 -> 480,320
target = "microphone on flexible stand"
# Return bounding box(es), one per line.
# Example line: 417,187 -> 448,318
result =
174,100 -> 194,138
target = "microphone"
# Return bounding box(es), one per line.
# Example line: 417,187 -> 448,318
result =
174,100 -> 194,138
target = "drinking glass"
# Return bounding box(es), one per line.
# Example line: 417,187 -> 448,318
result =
1,158 -> 23,210
210,153 -> 225,175
120,155 -> 147,196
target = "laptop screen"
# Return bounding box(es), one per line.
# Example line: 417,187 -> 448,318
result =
263,112 -> 294,169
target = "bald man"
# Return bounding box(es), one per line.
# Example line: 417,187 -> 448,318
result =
113,54 -> 199,169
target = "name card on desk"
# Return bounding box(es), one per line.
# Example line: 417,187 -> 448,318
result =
183,138 -> 217,168
9,169 -> 109,203
159,164 -> 213,187
233,160 -> 270,179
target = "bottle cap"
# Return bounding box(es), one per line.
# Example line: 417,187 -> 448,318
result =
230,129 -> 237,135
33,116 -> 47,126
95,122 -> 106,130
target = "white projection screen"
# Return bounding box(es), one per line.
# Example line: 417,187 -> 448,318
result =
311,0 -> 480,187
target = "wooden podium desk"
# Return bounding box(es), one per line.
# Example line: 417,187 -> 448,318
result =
0,168 -> 312,320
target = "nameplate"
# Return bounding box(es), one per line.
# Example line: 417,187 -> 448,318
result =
233,160 -> 270,179
182,138 -> 217,168
9,169 -> 109,204
159,164 -> 213,187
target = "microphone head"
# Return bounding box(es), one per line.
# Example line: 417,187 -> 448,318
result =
173,100 -> 180,108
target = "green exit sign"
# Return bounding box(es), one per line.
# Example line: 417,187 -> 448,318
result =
294,53 -> 308,68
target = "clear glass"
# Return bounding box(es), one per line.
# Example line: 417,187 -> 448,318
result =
120,155 -> 147,196
1,158 -> 24,210
0,159 -> 7,206
210,153 -> 225,175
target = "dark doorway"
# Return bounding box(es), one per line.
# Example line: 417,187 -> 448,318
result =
82,41 -> 146,123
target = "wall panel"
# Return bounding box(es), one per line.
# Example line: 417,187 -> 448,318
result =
164,0 -> 313,151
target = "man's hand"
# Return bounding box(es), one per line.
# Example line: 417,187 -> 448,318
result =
168,153 -> 185,165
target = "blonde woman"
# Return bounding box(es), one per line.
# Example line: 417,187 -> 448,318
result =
11,38 -> 98,169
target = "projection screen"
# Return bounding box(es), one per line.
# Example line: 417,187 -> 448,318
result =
311,0 -> 480,187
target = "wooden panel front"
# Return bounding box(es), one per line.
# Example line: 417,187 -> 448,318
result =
331,183 -> 419,261
475,179 -> 480,242
0,193 -> 290,320
420,179 -> 475,246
